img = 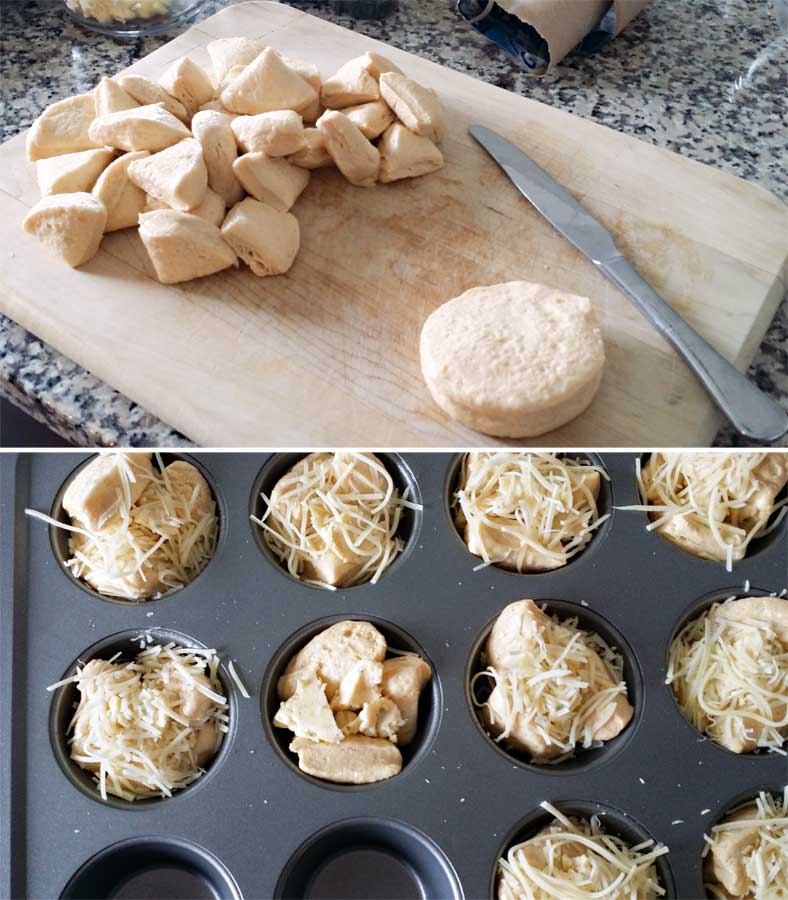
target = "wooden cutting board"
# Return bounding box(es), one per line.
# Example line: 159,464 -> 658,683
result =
0,1 -> 785,447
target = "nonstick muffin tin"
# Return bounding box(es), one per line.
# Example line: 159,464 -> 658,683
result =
1,451 -> 787,900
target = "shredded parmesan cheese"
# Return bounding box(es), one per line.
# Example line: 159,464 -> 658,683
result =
666,596 -> 788,754
621,453 -> 788,571
453,452 -> 609,573
475,602 -> 629,762
51,642 -> 227,801
498,801 -> 668,899
705,789 -> 788,899
252,452 -> 420,589
26,453 -> 218,600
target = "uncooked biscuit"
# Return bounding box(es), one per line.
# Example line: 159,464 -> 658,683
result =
420,281 -> 605,437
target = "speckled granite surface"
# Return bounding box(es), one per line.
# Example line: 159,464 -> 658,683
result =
1,0 -> 786,447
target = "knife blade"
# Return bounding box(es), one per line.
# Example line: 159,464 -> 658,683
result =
469,124 -> 788,443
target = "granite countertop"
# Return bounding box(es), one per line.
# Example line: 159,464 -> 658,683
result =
1,0 -> 786,447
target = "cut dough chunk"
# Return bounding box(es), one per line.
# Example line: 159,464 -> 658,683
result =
342,100 -> 394,140
232,152 -> 310,212
280,56 -> 322,123
22,192 -> 107,268
274,675 -> 344,744
420,281 -> 605,438
216,64 -> 248,97
88,104 -> 191,152
92,150 -> 149,232
26,93 -> 100,161
132,459 -> 213,536
138,209 -> 237,284
207,36 -> 263,84
278,621 -> 387,702
288,128 -> 333,170
706,806 -> 760,898
231,111 -> 305,156
191,109 -> 244,207
379,72 -> 445,142
117,74 -> 190,123
220,47 -> 317,115
94,77 -> 139,116
145,186 -> 225,227
380,656 -> 432,746
36,148 -> 115,196
128,138 -> 208,211
321,58 -> 380,109
221,197 -> 300,277
360,51 -> 403,80
159,57 -> 214,118
379,122 -> 443,182
63,452 -> 153,530
290,734 -> 402,784
330,660 -> 384,710
317,110 -> 379,187
357,697 -> 405,741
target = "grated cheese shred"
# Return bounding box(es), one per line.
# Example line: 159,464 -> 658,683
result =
705,789 -> 788,900
251,452 -> 420,589
666,596 -> 788,754
497,801 -> 669,899
621,452 -> 788,571
49,642 -> 226,802
453,452 -> 609,573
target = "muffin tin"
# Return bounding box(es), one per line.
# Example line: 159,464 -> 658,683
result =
1,451 -> 786,900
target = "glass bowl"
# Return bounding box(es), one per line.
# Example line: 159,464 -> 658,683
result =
64,0 -> 207,37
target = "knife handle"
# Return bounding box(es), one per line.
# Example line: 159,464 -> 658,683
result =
599,256 -> 788,443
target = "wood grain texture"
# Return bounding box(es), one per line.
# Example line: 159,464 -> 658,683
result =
0,1 -> 785,447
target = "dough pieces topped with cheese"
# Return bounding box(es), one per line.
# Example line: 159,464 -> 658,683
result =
273,620 -> 432,784
420,281 -> 606,438
478,600 -> 633,763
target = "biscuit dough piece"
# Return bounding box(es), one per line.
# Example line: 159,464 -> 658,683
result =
290,734 -> 402,784
274,675 -> 344,744
221,197 -> 300,276
379,122 -> 443,182
145,186 -> 225,227
231,111 -> 305,156
220,47 -> 317,115
92,151 -> 149,232
420,281 -> 605,438
118,74 -> 190,122
331,660 -> 384,710
72,521 -> 168,598
23,192 -> 107,268
216,64 -> 248,97
281,56 -> 322,123
88,104 -> 191,152
190,110 -> 244,207
278,621 -> 387,702
94,77 -> 139,116
357,697 -> 405,741
342,100 -> 394,140
36,148 -> 115,196
706,806 -> 762,898
321,57 -> 380,109
317,110 -> 380,187
207,36 -> 263,84
232,152 -> 310,212
360,51 -> 403,80
128,138 -> 208,211
380,656 -> 432,746
379,72 -> 445,142
26,93 -> 100,161
288,128 -> 333,170
63,452 -> 154,531
159,57 -> 214,118
138,209 -> 237,284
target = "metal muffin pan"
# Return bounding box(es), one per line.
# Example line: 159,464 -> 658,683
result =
1,450 -> 786,900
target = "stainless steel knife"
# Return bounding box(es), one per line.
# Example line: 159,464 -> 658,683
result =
468,124 -> 788,443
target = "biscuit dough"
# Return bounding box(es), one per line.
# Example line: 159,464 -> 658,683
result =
420,281 -> 605,437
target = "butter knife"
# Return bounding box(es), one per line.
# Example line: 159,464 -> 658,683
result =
469,124 -> 788,443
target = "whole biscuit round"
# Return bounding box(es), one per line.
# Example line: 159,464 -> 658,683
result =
419,281 -> 605,437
